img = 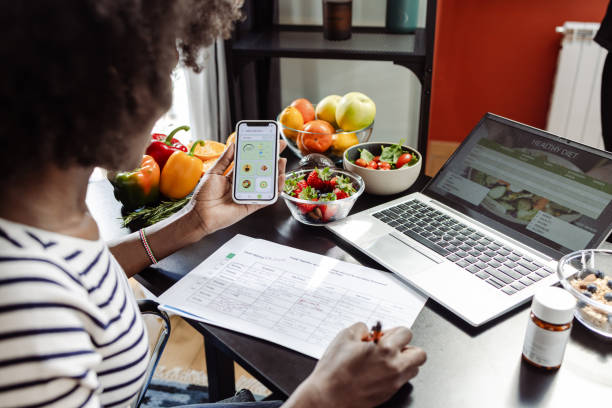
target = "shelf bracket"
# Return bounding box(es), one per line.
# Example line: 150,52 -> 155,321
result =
393,60 -> 426,85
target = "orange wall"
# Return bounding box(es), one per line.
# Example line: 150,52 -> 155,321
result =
429,0 -> 609,144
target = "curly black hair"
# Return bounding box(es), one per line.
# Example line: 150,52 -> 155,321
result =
0,0 -> 241,177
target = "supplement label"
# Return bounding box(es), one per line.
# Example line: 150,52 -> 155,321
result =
522,318 -> 571,367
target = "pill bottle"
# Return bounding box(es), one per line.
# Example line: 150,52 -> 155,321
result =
522,286 -> 576,370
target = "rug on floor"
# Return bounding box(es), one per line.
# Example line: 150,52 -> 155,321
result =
141,379 -> 210,407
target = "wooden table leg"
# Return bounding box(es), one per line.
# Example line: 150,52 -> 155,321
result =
204,339 -> 236,402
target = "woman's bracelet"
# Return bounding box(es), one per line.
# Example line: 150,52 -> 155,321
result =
139,229 -> 158,264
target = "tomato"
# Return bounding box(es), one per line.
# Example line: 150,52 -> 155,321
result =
373,155 -> 380,162
355,158 -> 368,167
396,153 -> 413,168
367,161 -> 378,169
379,161 -> 391,170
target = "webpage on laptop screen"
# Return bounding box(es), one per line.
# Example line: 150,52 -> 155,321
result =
427,118 -> 612,254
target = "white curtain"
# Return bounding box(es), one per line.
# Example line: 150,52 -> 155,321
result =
184,38 -> 231,143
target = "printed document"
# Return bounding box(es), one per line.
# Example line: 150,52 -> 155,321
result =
158,235 -> 427,359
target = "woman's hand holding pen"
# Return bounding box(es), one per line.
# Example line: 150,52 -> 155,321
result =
285,322 -> 426,408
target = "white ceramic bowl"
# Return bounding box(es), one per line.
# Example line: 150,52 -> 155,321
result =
343,142 -> 422,195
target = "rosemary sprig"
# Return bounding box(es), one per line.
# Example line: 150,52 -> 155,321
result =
121,197 -> 190,229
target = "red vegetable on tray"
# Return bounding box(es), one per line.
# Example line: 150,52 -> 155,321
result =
145,125 -> 189,169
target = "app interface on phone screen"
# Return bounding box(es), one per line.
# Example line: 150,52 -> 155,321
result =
235,123 -> 277,200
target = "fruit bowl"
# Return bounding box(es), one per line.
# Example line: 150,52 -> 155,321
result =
277,114 -> 374,163
281,168 -> 365,226
557,249 -> 612,338
343,142 -> 422,195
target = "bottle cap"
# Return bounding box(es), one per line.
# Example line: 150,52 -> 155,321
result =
531,286 -> 576,325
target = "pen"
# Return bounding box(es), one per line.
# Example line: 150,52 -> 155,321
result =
363,321 -> 383,344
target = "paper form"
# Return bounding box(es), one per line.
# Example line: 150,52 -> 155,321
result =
158,235 -> 427,359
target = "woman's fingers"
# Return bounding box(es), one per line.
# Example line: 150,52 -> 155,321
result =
378,327 -> 413,351
396,347 -> 427,382
279,139 -> 288,153
344,322 -> 370,340
277,158 -> 287,193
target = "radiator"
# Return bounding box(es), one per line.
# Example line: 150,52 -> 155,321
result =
547,21 -> 607,150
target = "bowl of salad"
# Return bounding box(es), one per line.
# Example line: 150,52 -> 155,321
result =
282,167 -> 365,226
343,141 -> 422,195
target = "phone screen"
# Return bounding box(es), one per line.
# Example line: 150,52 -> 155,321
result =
233,122 -> 278,202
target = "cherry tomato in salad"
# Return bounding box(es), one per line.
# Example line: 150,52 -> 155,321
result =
379,161 -> 391,170
355,158 -> 368,167
367,161 -> 378,169
373,156 -> 380,162
396,153 -> 413,168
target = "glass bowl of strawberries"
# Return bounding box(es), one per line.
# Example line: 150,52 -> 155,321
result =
281,167 -> 365,226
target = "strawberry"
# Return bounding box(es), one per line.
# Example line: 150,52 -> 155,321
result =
297,186 -> 318,213
306,167 -> 333,191
284,175 -> 307,197
329,176 -> 338,189
294,179 -> 308,196
331,174 -> 356,200
322,205 -> 338,222
334,188 -> 349,200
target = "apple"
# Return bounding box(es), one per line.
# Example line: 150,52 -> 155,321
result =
335,92 -> 376,131
315,95 -> 341,128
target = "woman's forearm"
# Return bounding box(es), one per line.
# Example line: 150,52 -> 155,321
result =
107,203 -> 205,277
282,376 -> 336,408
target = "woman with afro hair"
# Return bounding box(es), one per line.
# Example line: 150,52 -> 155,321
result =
0,1 -> 426,407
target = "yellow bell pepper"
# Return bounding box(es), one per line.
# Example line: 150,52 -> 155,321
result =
160,140 -> 205,199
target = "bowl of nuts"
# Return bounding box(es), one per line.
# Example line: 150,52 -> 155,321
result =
557,249 -> 612,338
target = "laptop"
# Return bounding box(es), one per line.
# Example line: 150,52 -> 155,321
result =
327,113 -> 612,326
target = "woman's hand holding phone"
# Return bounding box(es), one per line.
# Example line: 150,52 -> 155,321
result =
189,140 -> 287,237
231,121 -> 280,204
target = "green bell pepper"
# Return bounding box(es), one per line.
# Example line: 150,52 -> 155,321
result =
109,155 -> 160,211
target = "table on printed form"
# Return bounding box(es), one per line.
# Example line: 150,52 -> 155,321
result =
87,156 -> 612,407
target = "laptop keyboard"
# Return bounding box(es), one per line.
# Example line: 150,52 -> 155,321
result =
371,200 -> 554,295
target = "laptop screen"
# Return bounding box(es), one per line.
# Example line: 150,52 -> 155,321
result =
424,114 -> 612,259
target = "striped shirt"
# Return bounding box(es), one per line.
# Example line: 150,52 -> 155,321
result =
0,218 -> 148,407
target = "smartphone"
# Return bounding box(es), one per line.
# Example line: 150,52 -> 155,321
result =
232,120 -> 279,204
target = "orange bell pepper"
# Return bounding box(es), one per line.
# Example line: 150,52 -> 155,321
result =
160,140 -> 205,199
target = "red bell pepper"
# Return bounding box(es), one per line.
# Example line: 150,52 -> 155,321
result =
145,125 -> 189,169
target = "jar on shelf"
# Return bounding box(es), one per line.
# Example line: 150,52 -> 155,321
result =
386,0 -> 419,33
322,0 -> 352,41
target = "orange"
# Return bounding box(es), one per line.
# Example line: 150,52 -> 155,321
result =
301,120 -> 334,153
279,106 -> 304,141
188,140 -> 226,162
201,158 -> 218,174
290,98 -> 315,123
296,133 -> 310,155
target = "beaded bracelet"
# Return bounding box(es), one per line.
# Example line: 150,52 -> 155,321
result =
139,229 -> 158,264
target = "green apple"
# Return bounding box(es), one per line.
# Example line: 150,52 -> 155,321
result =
335,92 -> 376,131
315,95 -> 341,128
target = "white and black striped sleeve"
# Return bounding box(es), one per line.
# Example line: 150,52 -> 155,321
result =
0,263 -> 103,407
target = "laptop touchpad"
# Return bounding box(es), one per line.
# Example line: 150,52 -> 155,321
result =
366,234 -> 439,276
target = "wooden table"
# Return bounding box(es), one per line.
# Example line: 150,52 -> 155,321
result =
87,159 -> 612,407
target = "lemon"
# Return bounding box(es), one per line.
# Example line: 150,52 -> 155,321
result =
331,132 -> 359,156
